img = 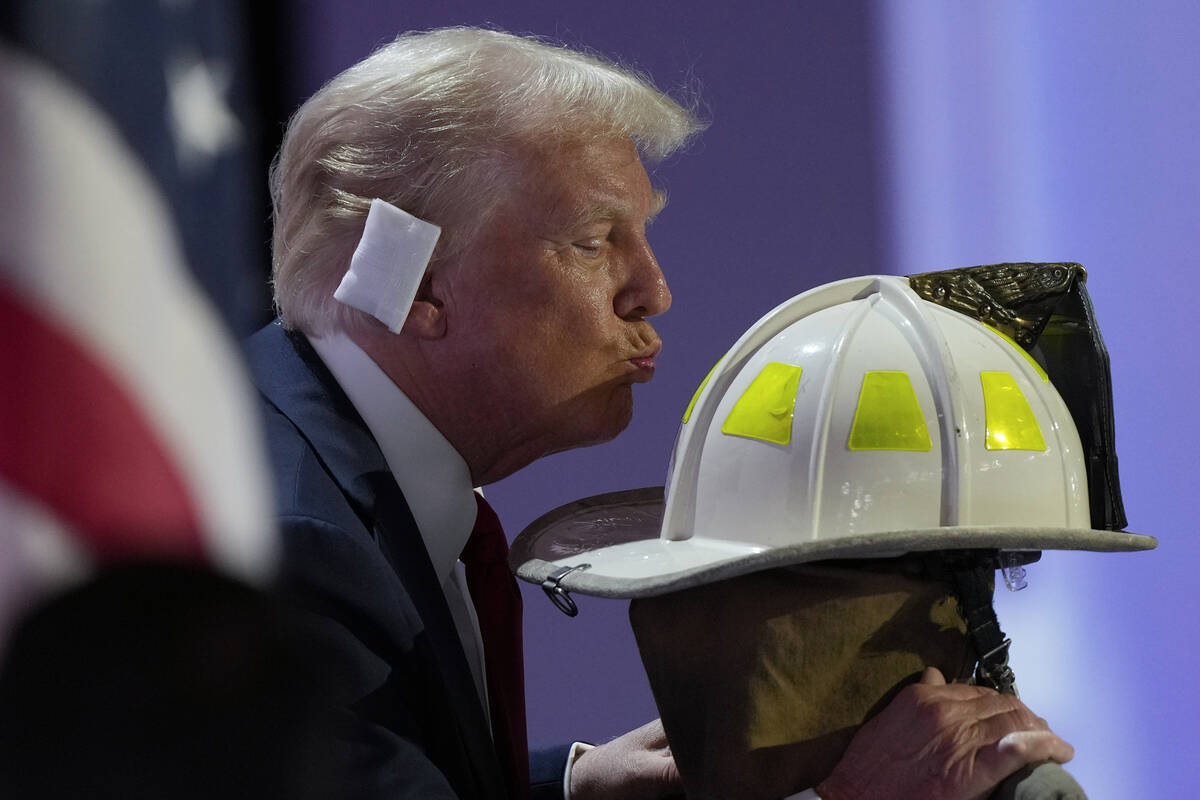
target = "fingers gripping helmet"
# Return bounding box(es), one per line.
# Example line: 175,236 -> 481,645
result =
512,273 -> 1153,606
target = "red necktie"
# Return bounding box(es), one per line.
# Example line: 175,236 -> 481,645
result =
462,494 -> 529,799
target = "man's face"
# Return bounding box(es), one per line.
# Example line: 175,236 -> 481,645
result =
437,136 -> 671,478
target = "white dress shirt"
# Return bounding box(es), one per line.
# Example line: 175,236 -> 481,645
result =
307,331 -> 491,716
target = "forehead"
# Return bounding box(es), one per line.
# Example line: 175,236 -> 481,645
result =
507,137 -> 660,228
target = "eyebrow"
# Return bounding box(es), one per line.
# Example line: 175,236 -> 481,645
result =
648,189 -> 668,224
563,188 -> 669,231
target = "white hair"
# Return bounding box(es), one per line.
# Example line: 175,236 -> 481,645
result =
270,26 -> 705,335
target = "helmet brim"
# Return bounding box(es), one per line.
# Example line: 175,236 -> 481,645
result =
510,487 -> 1157,599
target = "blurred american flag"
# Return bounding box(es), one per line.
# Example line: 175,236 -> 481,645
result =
0,0 -> 279,638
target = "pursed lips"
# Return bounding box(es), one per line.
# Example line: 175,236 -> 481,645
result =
628,340 -> 662,372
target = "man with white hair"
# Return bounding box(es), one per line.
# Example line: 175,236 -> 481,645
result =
246,27 -> 1074,800
248,27 -> 699,799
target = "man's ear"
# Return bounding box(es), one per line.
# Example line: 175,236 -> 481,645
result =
401,272 -> 447,339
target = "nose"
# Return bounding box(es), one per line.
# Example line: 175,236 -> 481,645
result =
615,239 -> 672,319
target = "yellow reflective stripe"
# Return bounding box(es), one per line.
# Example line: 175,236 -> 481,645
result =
985,325 -> 1049,384
981,371 -> 1047,451
683,355 -> 723,423
720,362 -> 803,445
848,371 -> 932,452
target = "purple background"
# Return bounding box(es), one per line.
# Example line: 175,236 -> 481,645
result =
284,3 -> 1196,795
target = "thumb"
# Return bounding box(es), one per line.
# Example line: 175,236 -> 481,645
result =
920,666 -> 947,686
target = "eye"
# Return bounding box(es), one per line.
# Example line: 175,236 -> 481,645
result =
572,238 -> 606,256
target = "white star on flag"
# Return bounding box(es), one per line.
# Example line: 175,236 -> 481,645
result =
165,49 -> 243,174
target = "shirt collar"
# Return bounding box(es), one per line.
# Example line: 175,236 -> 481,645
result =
307,331 -> 476,583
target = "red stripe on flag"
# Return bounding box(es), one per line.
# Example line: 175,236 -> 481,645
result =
0,278 -> 206,560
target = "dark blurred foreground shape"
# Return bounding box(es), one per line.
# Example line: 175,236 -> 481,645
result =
0,561 -> 337,800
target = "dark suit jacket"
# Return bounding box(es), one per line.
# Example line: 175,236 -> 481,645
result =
246,323 -> 569,800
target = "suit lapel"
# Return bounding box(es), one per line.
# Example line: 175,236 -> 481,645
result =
371,480 -> 509,798
247,324 -> 509,799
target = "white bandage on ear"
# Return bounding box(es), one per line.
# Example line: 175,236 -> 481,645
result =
333,198 -> 442,333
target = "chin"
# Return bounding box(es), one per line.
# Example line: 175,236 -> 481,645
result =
548,386 -> 636,451
569,403 -> 635,451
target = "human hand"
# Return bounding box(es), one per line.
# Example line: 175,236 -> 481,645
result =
568,718 -> 682,800
814,667 -> 1074,800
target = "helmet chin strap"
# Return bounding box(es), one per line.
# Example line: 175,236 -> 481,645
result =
935,550 -> 1022,696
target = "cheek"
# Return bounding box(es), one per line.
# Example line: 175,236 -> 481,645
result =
485,281 -> 620,398
526,292 -> 614,354
561,290 -> 618,346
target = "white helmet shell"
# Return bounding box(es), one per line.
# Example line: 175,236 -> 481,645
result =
512,276 -> 1153,599
671,274 -> 1086,548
